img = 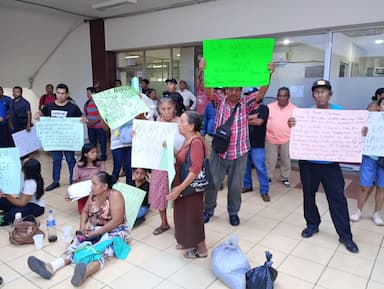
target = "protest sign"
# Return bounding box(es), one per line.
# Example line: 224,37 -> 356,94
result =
0,148 -> 21,194
36,117 -> 84,151
12,126 -> 41,157
112,182 -> 146,229
203,38 -> 275,87
131,119 -> 178,170
289,108 -> 368,163
363,112 -> 384,156
93,86 -> 150,130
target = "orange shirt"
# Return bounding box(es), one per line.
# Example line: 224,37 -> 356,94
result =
266,101 -> 296,144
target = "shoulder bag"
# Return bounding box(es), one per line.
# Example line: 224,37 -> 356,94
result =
9,215 -> 45,245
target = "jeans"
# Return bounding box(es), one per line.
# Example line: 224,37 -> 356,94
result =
137,206 -> 149,218
112,146 -> 133,185
243,148 -> 269,194
88,127 -> 107,160
51,151 -> 76,184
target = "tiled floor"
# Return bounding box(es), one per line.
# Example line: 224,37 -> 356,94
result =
1,151 -> 384,289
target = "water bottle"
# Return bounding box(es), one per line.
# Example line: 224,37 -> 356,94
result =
46,209 -> 57,242
131,76 -> 140,92
14,212 -> 22,224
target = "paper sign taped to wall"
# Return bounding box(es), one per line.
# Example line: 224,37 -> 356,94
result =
289,108 -> 368,163
363,112 -> 384,156
36,117 -> 84,151
12,126 -> 42,157
0,148 -> 21,194
93,86 -> 150,130
203,38 -> 275,87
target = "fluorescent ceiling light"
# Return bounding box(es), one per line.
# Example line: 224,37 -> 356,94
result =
92,0 -> 137,10
283,39 -> 290,45
125,55 -> 139,59
375,39 -> 384,44
176,53 -> 181,57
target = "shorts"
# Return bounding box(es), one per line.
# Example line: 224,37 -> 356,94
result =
360,155 -> 384,188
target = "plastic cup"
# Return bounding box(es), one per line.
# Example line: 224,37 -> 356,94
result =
61,226 -> 72,242
33,234 -> 44,250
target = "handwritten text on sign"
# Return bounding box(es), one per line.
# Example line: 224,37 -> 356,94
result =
0,148 -> 21,194
12,126 -> 41,157
203,38 -> 275,88
36,117 -> 84,151
132,120 -> 178,170
289,109 -> 368,163
93,86 -> 150,130
363,112 -> 384,156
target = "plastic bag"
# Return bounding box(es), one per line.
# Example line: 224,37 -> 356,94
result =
211,235 -> 250,289
245,251 -> 278,289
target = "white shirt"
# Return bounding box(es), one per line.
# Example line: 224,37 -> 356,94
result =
21,179 -> 45,207
177,89 -> 196,110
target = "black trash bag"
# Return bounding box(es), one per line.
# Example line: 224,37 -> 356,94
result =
245,251 -> 278,289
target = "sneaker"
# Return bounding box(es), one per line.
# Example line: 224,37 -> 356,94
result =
268,178 -> 272,183
45,182 -> 60,191
301,226 -> 319,238
339,238 -> 359,253
261,194 -> 271,202
281,180 -> 291,187
373,212 -> 384,226
350,209 -> 361,222
242,187 -> 253,194
229,215 -> 240,226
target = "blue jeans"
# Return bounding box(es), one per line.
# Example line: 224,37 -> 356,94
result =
88,127 -> 107,160
112,146 -> 133,185
137,206 -> 149,219
51,151 -> 76,184
243,148 -> 269,194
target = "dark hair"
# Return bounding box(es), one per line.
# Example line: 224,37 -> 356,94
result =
373,88 -> 384,100
86,86 -> 97,94
180,80 -> 187,85
146,88 -> 156,96
378,97 -> 384,107
78,143 -> 100,168
23,158 -> 44,200
158,96 -> 176,107
13,86 -> 23,94
141,78 -> 149,84
277,87 -> 290,97
95,171 -> 115,189
46,84 -> 54,89
56,83 -> 69,93
184,110 -> 202,132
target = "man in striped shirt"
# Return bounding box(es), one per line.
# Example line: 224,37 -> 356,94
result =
83,87 -> 107,161
202,59 -> 274,226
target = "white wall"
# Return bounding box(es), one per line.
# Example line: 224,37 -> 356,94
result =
0,4 -> 92,109
105,0 -> 384,50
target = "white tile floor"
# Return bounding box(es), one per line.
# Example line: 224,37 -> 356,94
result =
1,151 -> 383,289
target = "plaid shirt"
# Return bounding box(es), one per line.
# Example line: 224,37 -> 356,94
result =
213,93 -> 258,160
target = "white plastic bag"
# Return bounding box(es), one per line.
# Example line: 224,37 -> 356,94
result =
211,234 -> 250,289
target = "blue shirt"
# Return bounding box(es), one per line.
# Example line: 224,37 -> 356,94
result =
0,95 -> 12,125
309,103 -> 343,164
201,102 -> 216,136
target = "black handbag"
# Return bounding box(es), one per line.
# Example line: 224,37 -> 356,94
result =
212,103 -> 240,153
179,138 -> 214,198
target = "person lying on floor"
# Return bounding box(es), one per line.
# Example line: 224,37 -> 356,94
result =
27,171 -> 131,287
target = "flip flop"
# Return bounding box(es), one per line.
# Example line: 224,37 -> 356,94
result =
27,256 -> 53,280
184,248 -> 208,259
71,262 -> 87,287
153,226 -> 170,235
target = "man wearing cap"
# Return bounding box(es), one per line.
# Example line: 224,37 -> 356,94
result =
242,87 -> 271,202
163,78 -> 185,116
200,58 -> 274,226
288,79 -> 359,253
265,87 -> 296,187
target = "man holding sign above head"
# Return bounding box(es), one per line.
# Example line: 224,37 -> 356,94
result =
288,79 -> 359,253
200,57 -> 274,226
36,83 -> 83,191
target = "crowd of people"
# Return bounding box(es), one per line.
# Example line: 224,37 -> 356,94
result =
0,58 -> 384,285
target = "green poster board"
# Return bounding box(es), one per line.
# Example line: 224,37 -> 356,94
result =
203,38 -> 275,88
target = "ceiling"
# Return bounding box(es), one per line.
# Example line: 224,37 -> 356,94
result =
3,0 -> 217,19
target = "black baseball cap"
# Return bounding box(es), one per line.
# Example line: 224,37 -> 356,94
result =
312,79 -> 332,91
165,78 -> 177,85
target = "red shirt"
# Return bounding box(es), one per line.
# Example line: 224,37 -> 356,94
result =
39,93 -> 56,109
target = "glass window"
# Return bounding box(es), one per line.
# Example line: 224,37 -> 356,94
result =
330,28 -> 384,108
268,34 -> 328,107
172,48 -> 180,80
116,51 -> 144,86
146,49 -> 171,93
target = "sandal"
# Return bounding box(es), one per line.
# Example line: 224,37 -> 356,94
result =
184,248 -> 208,259
27,256 -> 53,280
71,262 -> 87,287
153,226 -> 170,235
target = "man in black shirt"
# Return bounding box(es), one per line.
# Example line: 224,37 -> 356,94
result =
163,78 -> 185,116
242,88 -> 271,201
38,83 -> 83,191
